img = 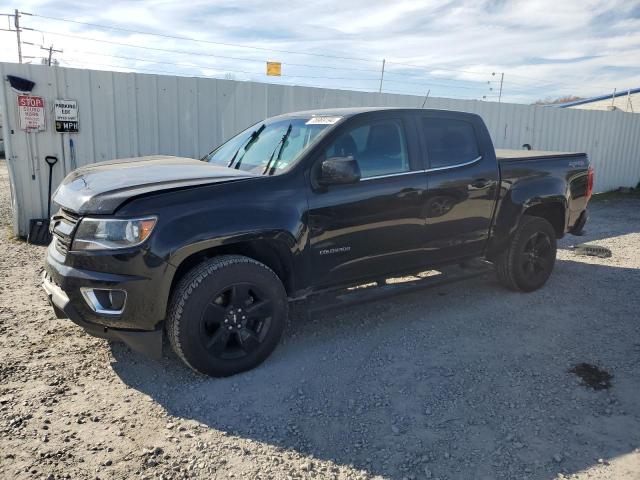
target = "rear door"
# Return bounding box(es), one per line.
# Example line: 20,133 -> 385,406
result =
306,111 -> 428,288
415,112 -> 499,262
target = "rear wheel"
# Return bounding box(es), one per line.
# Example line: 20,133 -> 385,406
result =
167,255 -> 287,377
495,216 -> 557,292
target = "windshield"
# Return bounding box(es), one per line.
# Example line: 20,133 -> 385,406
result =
203,116 -> 340,175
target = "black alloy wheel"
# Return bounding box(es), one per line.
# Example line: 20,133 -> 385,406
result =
200,283 -> 273,360
167,255 -> 287,377
495,216 -> 557,292
520,231 -> 553,284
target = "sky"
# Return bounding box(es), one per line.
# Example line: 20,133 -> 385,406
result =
0,0 -> 639,104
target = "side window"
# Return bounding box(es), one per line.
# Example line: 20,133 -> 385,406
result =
421,118 -> 480,169
324,119 -> 410,178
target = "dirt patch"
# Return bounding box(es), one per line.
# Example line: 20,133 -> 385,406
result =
570,363 -> 613,390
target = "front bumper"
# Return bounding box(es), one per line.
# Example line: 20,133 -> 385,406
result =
42,241 -> 172,358
43,271 -> 162,358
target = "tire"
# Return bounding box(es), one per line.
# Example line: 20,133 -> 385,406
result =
495,216 -> 557,292
167,255 -> 287,377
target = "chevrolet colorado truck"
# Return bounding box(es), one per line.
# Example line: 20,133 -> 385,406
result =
43,107 -> 593,377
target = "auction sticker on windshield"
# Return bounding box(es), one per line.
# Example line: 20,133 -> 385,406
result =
306,116 -> 342,125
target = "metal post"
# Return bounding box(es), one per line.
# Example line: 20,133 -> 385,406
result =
378,59 -> 385,93
498,72 -> 504,103
14,9 -> 22,63
611,88 -> 616,108
421,89 -> 431,108
48,45 -> 53,66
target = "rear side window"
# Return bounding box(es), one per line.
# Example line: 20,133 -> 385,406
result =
421,118 -> 480,169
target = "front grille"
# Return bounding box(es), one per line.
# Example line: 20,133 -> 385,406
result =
51,209 -> 80,256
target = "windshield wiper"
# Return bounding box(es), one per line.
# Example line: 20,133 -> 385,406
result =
228,124 -> 265,169
262,123 -> 292,176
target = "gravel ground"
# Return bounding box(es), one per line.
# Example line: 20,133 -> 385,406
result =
1,158 -> 639,480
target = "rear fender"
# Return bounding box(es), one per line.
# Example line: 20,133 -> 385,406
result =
486,176 -> 567,258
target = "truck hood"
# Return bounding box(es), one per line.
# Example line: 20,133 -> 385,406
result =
53,155 -> 257,214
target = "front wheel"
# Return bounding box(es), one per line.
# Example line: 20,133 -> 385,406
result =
495,216 -> 557,292
167,255 -> 287,377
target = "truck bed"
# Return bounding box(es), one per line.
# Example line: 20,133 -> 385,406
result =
494,149 -> 590,234
496,149 -> 586,161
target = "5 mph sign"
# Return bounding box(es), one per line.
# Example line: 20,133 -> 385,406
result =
54,99 -> 79,133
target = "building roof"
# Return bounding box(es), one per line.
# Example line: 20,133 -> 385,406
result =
555,87 -> 640,108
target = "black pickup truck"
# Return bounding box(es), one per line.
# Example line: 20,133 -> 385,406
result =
43,107 -> 593,376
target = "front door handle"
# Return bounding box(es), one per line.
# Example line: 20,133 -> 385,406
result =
470,178 -> 490,189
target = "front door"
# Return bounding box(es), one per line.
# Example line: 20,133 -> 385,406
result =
306,113 -> 428,288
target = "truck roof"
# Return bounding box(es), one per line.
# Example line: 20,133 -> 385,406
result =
273,107 -> 467,118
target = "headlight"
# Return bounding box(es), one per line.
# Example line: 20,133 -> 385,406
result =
72,216 -> 157,251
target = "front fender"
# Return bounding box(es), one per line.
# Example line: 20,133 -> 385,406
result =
167,228 -> 298,268
115,172 -> 309,312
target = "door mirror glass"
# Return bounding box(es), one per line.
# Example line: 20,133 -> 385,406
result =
318,156 -> 361,185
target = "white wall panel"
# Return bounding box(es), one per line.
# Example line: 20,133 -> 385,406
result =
1,62 -> 639,236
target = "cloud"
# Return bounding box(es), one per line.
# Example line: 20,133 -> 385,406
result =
0,0 -> 637,104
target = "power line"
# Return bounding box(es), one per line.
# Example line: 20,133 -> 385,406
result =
50,56 -> 555,103
25,13 -> 586,95
20,11 -> 624,100
385,60 -> 493,77
26,12 -> 378,63
61,50 -> 378,82
382,87 -> 484,100
61,47 -> 490,91
30,23 -> 493,89
24,12 -> 505,96
57,42 -> 493,90
30,10 -> 522,86
59,56 -> 480,99
23,28 -> 606,101
26,11 -> 503,79
59,57 -> 418,96
59,56 -> 379,84
385,59 -> 614,92
29,28 -> 389,75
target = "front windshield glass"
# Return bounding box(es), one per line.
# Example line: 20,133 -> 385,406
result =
204,116 -> 341,175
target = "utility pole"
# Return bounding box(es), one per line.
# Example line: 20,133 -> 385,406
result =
42,44 -> 63,65
378,59 -> 386,93
14,9 -> 22,63
0,10 -> 24,63
498,72 -> 504,103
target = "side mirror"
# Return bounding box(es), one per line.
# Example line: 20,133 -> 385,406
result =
318,156 -> 361,185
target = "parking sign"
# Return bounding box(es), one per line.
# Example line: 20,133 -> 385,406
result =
54,99 -> 79,133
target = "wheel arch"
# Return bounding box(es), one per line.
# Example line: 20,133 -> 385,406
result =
486,182 -> 568,259
168,233 -> 297,300
522,200 -> 566,238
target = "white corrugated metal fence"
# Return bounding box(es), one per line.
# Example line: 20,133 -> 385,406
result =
1,62 -> 639,237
